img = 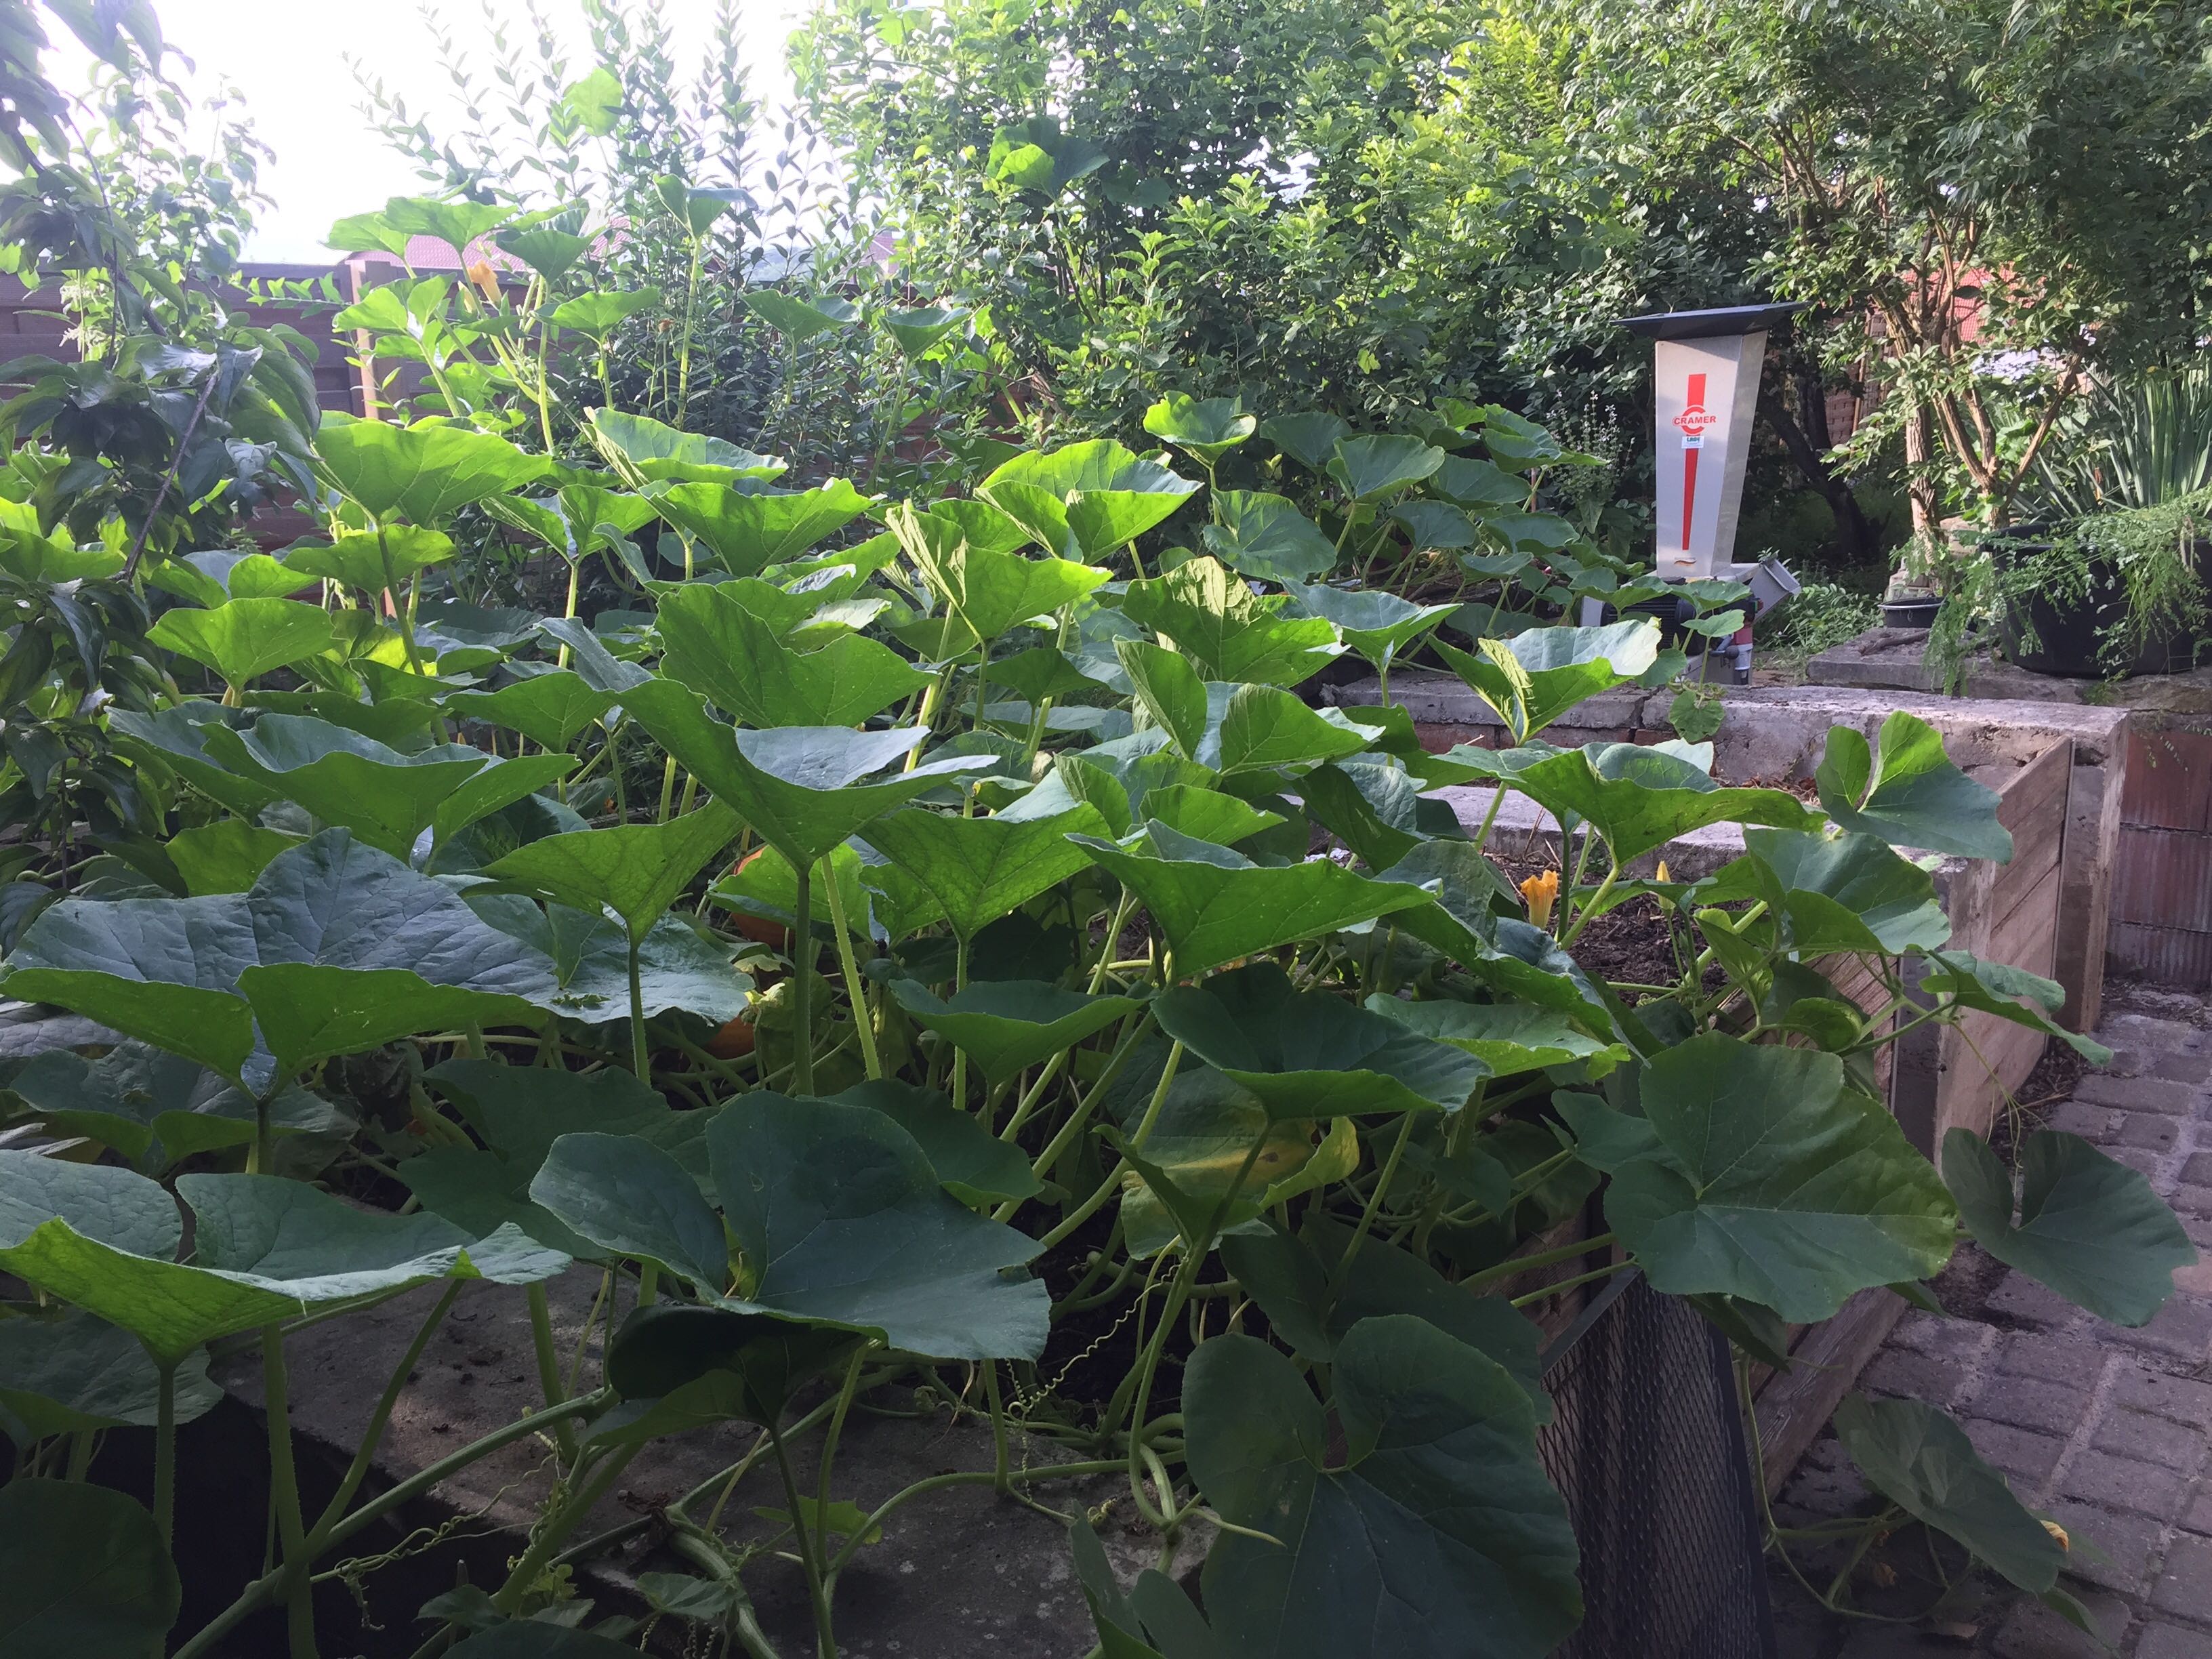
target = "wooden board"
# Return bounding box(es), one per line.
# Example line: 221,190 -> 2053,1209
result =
1755,1287 -> 1908,1496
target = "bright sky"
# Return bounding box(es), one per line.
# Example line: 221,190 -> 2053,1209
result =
52,0 -> 813,262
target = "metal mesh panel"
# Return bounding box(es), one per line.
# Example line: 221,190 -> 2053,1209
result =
1536,1270 -> 1778,1659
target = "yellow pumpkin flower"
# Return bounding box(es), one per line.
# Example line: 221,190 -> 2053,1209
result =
1655,859 -> 1672,884
465,257 -> 500,302
2044,1519 -> 2070,1551
1520,869 -> 1559,930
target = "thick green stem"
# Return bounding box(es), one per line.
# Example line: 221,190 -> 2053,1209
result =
491,1443 -> 640,1617
814,1348 -> 867,1562
821,855 -> 882,1080
770,1422 -> 838,1659
628,933 -> 650,1082
262,1326 -> 319,1658
1330,1111 -> 1416,1295
1460,1231 -> 1618,1293
1036,1040 -> 1183,1251
312,1283 -> 462,1538
951,932 -> 972,1110
174,1392 -> 613,1659
524,1283 -> 578,1467
792,873 -> 817,1095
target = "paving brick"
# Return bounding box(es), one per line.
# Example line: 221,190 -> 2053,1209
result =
2126,1113 -> 2187,1152
2186,1152 -> 2212,1187
2047,1500 -> 2165,1595
1970,1374 -> 2092,1437
2174,1186 -> 2212,1221
2153,1047 -> 2212,1084
2140,1626 -> 2212,1659
2112,1144 -> 2166,1180
1889,1310 -> 1995,1362
2090,1404 -> 2207,1470
1994,1587 -> 2128,1658
2183,1481 -> 2212,1534
1861,1348 -> 1969,1408
2154,1530 -> 2212,1622
1961,1418 -> 2067,1490
1994,1332 -> 2110,1389
2076,1073 -> 2200,1114
2062,1448 -> 2192,1520
2045,1101 -> 2121,1143
1990,1271 -> 2088,1330
2112,1296 -> 2212,1365
2114,1366 -> 2212,1425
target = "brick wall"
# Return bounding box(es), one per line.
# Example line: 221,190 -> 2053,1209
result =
2112,726 -> 2212,987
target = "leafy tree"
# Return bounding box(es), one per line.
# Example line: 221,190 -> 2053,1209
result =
1553,0 -> 2212,533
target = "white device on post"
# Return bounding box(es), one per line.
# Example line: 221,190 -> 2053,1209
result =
1620,303 -> 1803,581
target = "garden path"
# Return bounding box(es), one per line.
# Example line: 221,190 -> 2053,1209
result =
1772,981 -> 2212,1658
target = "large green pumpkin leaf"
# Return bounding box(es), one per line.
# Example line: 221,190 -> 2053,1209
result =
1326,434 -> 1446,500
281,525 -> 455,596
1200,491 -> 1338,583
1835,1395 -> 2066,1593
0,1150 -> 181,1258
657,583 -> 927,727
1155,962 -> 1488,1118
0,1479 -> 178,1657
1120,556 -> 1340,687
1260,412 -> 1351,472
1075,824 -> 1430,978
981,439 -> 1199,556
1215,684 -> 1371,775
485,801 -> 739,941
468,899 -> 750,1025
1917,951 -> 2114,1063
1606,1034 -> 1957,1322
3,1041 -> 336,1168
531,1132 -> 732,1289
830,1078 -> 1044,1206
1220,1216 -> 1548,1417
890,501 -> 1112,641
1944,1128 -> 2194,1326
110,704 -> 282,818
1701,827 -> 1952,955
1364,998 -> 1631,1080
147,598 -> 335,689
199,714 -> 489,856
706,1092 -> 1049,1359
1433,621 -> 1659,743
0,1314 -> 220,1443
1144,392 -> 1256,466
1115,637 -> 1210,760
599,1303 -> 861,1434
237,964 -> 540,1078
1817,711 -> 2013,861
1185,1320 -> 1580,1659
623,682 -> 989,867
1507,743 -> 1824,862
586,407 -> 784,485
650,478 -> 874,575
8,830 -> 596,1081
861,803 -> 1105,940
1285,582 -> 1455,672
881,978 -> 1141,1086
315,413 -> 548,525
0,1181 -> 564,1367
445,670 -> 617,752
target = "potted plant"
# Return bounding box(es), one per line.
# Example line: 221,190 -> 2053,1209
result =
1880,533 -> 1947,630
1994,364 -> 2212,677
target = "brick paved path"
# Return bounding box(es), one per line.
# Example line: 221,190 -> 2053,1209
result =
1773,985 -> 2212,1658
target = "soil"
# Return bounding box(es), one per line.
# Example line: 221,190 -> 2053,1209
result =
1489,848 -> 1710,996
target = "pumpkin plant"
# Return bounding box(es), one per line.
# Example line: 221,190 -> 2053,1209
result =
0,387 -> 2187,1659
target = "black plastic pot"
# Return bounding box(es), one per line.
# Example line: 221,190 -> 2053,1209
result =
1880,597 -> 1942,630
1992,533 -> 2211,678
